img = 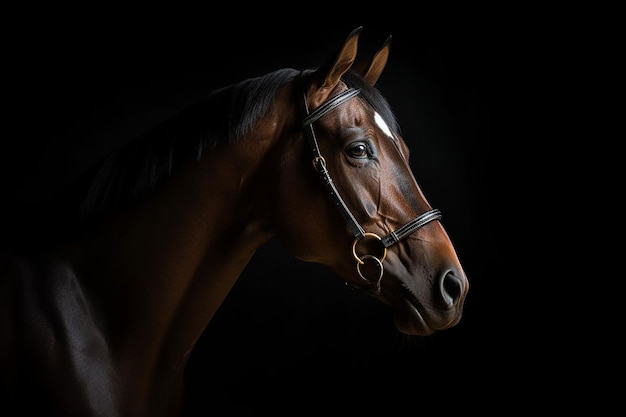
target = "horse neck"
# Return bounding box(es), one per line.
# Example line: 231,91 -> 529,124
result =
76,92 -> 296,386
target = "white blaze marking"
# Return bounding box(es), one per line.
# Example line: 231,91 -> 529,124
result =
374,112 -> 393,138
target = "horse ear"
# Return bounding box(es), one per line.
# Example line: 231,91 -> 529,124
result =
307,26 -> 362,108
353,35 -> 392,85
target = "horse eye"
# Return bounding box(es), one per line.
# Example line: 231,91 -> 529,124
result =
347,142 -> 371,159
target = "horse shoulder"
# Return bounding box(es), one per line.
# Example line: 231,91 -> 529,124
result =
2,252 -> 122,416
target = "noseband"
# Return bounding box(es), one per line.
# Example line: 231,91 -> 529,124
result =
301,85 -> 442,294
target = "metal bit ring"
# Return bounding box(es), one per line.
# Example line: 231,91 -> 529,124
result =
352,232 -> 387,265
356,254 -> 384,294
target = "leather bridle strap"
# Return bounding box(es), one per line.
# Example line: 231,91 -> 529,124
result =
301,88 -> 367,240
301,87 -> 442,246
381,209 -> 442,248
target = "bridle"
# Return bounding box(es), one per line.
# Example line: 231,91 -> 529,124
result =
300,83 -> 442,294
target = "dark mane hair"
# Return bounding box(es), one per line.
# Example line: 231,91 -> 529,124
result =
80,67 -> 301,218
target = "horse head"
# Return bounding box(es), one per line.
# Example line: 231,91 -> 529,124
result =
272,27 -> 469,336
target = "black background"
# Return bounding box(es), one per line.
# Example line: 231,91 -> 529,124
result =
4,12 -> 549,416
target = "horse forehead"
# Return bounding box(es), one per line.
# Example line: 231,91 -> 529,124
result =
335,99 -> 386,130
335,100 -> 408,157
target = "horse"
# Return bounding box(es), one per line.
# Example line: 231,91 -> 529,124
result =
0,26 -> 469,416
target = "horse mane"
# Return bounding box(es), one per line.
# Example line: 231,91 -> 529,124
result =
79,67 -> 301,218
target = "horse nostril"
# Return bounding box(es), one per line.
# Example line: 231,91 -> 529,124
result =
439,271 -> 465,307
